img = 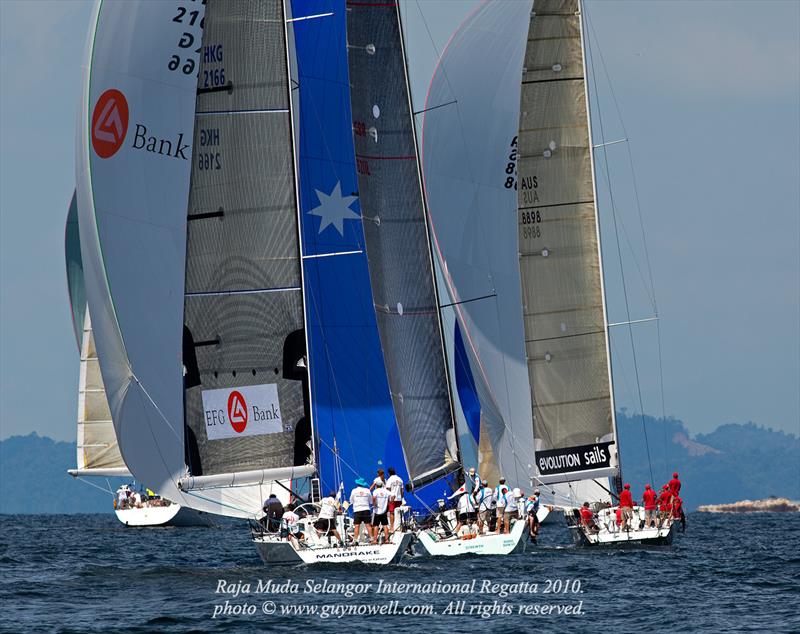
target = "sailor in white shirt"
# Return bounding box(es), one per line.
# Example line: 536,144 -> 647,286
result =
349,478 -> 373,543
505,486 -> 520,529
371,481 -> 392,544
494,477 -> 510,534
281,503 -> 303,546
370,468 -> 386,491
475,479 -> 494,533
385,467 -> 405,532
314,491 -> 343,544
453,491 -> 477,536
467,467 -> 481,500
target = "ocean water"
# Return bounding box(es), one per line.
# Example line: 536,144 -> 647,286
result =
1,513 -> 798,633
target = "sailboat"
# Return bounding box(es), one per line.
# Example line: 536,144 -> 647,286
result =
75,0 -> 433,563
515,0 -> 674,546
65,193 -> 213,527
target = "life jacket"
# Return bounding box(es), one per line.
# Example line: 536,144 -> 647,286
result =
494,485 -> 508,507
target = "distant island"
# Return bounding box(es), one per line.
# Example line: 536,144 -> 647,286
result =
1,411 -> 798,514
697,498 -> 799,513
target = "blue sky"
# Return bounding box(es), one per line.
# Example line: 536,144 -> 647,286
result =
1,0 -> 798,441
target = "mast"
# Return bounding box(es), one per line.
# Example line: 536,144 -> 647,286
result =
281,0 -> 317,475
577,0 -> 622,489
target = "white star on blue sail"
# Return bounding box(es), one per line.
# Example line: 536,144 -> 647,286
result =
308,181 -> 360,236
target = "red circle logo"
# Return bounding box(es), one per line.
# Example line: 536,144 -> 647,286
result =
91,89 -> 129,158
227,390 -> 248,434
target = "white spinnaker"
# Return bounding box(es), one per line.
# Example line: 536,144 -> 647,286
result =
76,1 -> 269,517
420,0 -> 535,488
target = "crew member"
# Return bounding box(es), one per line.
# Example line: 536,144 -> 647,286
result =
385,467 -> 405,533
525,492 -> 540,541
315,491 -> 342,544
657,485 -> 672,527
261,493 -> 284,532
642,484 -> 657,528
371,481 -> 391,544
349,477 -> 373,543
669,472 -> 682,497
618,483 -> 634,530
505,486 -> 520,529
475,480 -> 494,534
281,503 -> 303,546
370,468 -> 386,491
494,478 -> 509,534
580,502 -> 599,533
672,494 -> 684,532
467,467 -> 481,501
453,490 -> 477,537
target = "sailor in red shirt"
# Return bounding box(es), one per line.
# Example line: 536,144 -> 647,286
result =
579,502 -> 599,533
618,483 -> 634,530
672,495 -> 683,519
642,484 -> 657,528
669,472 -> 681,497
657,485 -> 673,527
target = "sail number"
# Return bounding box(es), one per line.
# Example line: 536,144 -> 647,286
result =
504,136 -> 518,189
197,127 -> 220,170
521,208 -> 541,240
168,2 -> 205,76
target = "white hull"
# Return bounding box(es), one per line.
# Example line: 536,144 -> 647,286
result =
115,504 -> 214,527
567,506 -> 676,547
254,530 -> 413,565
415,515 -> 529,557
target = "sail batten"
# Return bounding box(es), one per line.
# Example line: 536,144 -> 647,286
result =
517,0 -> 618,485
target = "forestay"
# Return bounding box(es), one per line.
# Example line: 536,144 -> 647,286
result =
346,2 -> 459,489
517,0 -> 618,484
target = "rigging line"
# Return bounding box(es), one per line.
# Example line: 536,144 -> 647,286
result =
586,11 -> 659,315
74,476 -> 117,497
585,5 -> 654,486
183,490 -> 255,518
585,3 -> 668,472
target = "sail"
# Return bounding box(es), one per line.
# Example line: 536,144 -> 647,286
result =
420,0 -> 535,489
346,3 -> 459,489
76,0 -> 249,512
65,194 -> 129,476
288,0 -> 413,496
179,0 -> 318,513
65,192 -> 86,350
516,0 -> 618,484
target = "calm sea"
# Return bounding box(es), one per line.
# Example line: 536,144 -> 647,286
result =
1,512 -> 797,632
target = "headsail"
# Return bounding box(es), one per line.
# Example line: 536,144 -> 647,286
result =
346,2 -> 460,489
420,0 -> 534,489
289,0 -> 412,496
65,193 -> 129,477
76,0 -> 271,515
517,0 -> 619,485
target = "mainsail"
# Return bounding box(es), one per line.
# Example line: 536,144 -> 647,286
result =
65,193 -> 129,477
180,0 -> 315,505
289,0 -> 413,496
346,2 -> 460,489
517,0 -> 619,485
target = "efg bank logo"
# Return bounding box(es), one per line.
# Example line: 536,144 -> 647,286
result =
91,89 -> 129,158
227,390 -> 248,434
